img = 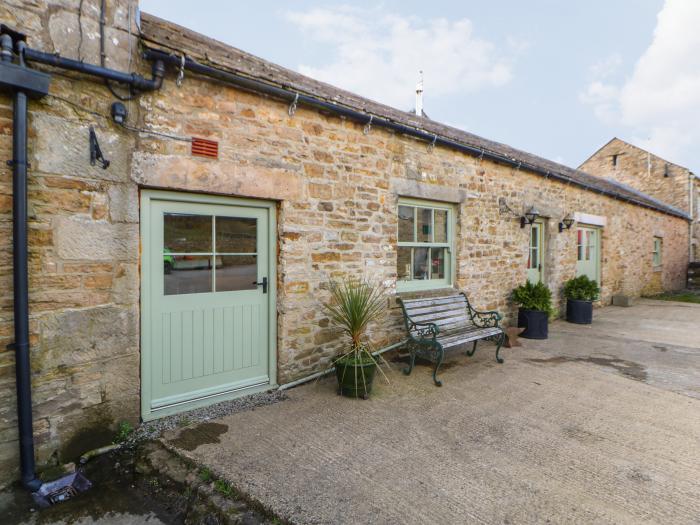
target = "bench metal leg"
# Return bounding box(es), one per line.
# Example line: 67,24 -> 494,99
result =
403,342 -> 417,376
466,340 -> 477,356
433,346 -> 444,387
495,332 -> 505,364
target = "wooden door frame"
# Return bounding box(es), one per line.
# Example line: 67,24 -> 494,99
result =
139,189 -> 278,420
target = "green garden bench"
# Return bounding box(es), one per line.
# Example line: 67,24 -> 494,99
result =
397,293 -> 505,386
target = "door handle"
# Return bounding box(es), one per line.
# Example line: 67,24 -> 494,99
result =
252,277 -> 268,294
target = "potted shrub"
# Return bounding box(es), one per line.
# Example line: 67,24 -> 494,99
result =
323,277 -> 387,399
512,281 -> 553,339
563,275 -> 600,324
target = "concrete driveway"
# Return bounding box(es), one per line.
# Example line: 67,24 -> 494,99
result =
162,300 -> 700,524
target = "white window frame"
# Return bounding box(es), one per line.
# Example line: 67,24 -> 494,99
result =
396,197 -> 455,293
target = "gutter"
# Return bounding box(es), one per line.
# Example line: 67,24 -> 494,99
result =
143,48 -> 689,221
0,23 -> 164,492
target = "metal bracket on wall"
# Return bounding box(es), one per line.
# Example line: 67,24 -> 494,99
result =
89,126 -> 110,169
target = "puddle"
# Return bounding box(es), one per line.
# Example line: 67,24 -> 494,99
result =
526,355 -> 647,381
0,449 -> 184,525
168,422 -> 229,451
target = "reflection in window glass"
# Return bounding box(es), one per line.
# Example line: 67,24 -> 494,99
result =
398,206 -> 414,242
417,208 -> 432,242
164,255 -> 212,295
577,229 -> 584,261
431,248 -> 445,279
216,217 -> 257,253
216,255 -> 257,292
434,210 -> 448,243
164,214 -> 212,253
397,247 -> 412,281
412,248 -> 429,280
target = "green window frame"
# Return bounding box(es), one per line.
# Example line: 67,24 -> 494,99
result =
396,198 -> 455,292
653,237 -> 663,267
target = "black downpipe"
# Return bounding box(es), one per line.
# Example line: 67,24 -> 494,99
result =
3,36 -> 41,491
0,32 -> 163,492
143,48 -> 687,220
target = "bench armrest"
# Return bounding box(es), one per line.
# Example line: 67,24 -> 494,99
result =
409,320 -> 439,340
470,309 -> 502,328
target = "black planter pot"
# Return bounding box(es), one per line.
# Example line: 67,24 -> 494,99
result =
518,309 -> 549,339
335,358 -> 376,399
566,299 -> 593,324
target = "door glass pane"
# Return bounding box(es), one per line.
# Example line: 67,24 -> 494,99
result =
585,231 -> 591,260
417,208 -> 432,242
412,247 -> 429,280
434,210 -> 448,243
164,213 -> 212,253
431,248 -> 445,279
216,217 -> 257,253
577,229 -> 583,261
164,255 -> 212,295
216,255 -> 257,292
398,206 -> 414,242
397,247 -> 412,281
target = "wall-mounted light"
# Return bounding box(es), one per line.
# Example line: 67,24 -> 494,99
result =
110,101 -> 128,125
520,206 -> 540,228
558,214 -> 575,232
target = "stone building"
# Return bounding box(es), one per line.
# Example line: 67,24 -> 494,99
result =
580,137 -> 699,261
0,1 -> 691,485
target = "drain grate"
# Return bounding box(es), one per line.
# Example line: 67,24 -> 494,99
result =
32,471 -> 92,508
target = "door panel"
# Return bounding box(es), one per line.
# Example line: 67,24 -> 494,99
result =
527,221 -> 544,284
576,226 -> 600,283
142,193 -> 275,419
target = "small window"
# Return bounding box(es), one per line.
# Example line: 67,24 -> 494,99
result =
653,237 -> 663,267
612,154 -> 618,167
397,199 -> 454,292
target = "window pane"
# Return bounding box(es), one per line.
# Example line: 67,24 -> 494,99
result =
164,213 -> 212,253
585,231 -> 591,260
417,208 -> 432,242
530,227 -> 538,248
164,255 -> 212,295
216,216 -> 257,253
398,206 -> 415,242
434,210 -> 448,243
530,248 -> 538,269
216,255 -> 257,292
431,248 -> 445,279
412,247 -> 429,280
397,247 -> 412,281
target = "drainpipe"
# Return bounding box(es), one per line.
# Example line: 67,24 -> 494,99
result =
1,33 -> 42,491
0,22 -> 164,492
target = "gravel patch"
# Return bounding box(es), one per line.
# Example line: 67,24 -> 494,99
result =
127,390 -> 288,445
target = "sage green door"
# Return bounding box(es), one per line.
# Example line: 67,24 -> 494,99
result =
576,226 -> 600,283
526,220 -> 544,283
141,191 -> 276,420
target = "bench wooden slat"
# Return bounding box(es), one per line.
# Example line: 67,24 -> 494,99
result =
400,295 -> 466,309
406,302 -> 468,317
411,310 -> 469,323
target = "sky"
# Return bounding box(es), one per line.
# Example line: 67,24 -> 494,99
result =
140,0 -> 699,172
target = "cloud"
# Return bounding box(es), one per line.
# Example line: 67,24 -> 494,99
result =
284,6 -> 514,110
581,0 -> 700,167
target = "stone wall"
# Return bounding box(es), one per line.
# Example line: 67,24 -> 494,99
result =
135,74 -> 688,384
580,137 -> 699,261
0,0 -> 142,486
0,0 -> 690,487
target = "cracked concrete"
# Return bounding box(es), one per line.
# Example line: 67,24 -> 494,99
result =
162,299 -> 700,524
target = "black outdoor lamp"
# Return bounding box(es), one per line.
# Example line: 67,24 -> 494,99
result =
558,214 -> 575,232
520,206 -> 540,228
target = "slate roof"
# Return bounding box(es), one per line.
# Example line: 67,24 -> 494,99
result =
140,13 -> 689,220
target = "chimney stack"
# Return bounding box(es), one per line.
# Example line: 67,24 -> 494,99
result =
415,70 -> 423,116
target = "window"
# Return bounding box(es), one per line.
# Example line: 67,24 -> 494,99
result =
397,198 -> 454,291
653,237 -> 663,267
611,154 -> 618,167
163,213 -> 258,295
